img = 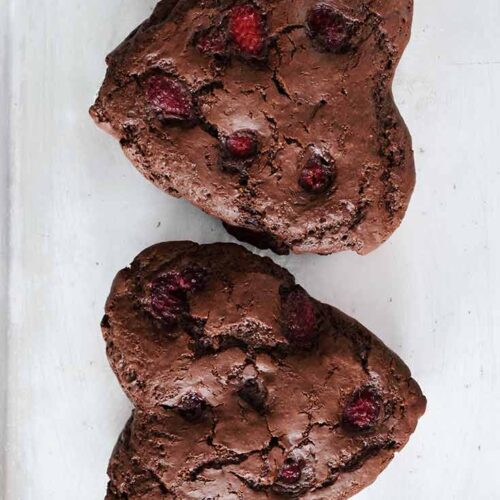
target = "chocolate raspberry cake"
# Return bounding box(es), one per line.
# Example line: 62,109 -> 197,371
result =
90,0 -> 415,255
102,242 -> 426,498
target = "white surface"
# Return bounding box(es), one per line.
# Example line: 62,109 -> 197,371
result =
1,0 -> 10,492
1,0 -> 500,499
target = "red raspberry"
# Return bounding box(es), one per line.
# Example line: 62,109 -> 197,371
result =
277,460 -> 303,484
229,4 -> 265,56
150,276 -> 188,327
225,130 -> 259,159
306,4 -> 354,53
196,28 -> 227,56
146,75 -> 195,123
178,392 -> 208,422
281,286 -> 317,346
148,267 -> 207,327
299,154 -> 334,194
153,267 -> 207,297
178,265 -> 208,293
342,387 -> 382,431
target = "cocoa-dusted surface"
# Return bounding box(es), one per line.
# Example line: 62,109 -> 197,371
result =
90,0 -> 415,255
102,242 -> 426,499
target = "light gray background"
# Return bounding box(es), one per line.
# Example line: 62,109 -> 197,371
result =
1,0 -> 499,498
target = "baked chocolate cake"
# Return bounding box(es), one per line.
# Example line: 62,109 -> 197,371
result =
91,0 -> 415,255
102,242 -> 426,498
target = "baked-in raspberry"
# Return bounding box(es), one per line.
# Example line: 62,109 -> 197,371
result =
154,267 -> 207,296
277,459 -> 303,484
225,130 -> 259,159
306,4 -> 355,53
281,286 -> 317,345
148,267 -> 207,327
178,265 -> 209,293
299,154 -> 334,194
178,392 -> 208,422
146,75 -> 195,123
153,271 -> 185,295
195,27 -> 227,56
342,386 -> 382,431
229,4 -> 265,56
150,275 -> 188,326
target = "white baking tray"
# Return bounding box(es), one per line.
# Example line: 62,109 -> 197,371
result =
2,0 -> 500,499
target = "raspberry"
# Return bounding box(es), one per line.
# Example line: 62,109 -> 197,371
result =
178,265 -> 209,293
281,286 -> 317,346
299,154 -> 334,194
196,27 -> 227,56
146,75 -> 195,123
306,4 -> 354,53
178,392 -> 208,422
153,267 -> 207,297
277,459 -> 303,485
148,267 -> 207,327
342,387 -> 382,431
229,4 -> 265,56
238,378 -> 267,413
220,130 -> 259,175
150,275 -> 188,326
153,271 -> 185,295
225,130 -> 259,159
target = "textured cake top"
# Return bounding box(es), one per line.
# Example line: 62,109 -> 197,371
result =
91,0 -> 415,255
103,242 -> 425,498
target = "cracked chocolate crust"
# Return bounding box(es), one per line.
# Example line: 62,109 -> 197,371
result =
90,0 -> 415,255
102,242 -> 426,498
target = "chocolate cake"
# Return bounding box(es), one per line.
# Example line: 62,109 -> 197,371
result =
102,242 -> 426,498
90,0 -> 415,255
